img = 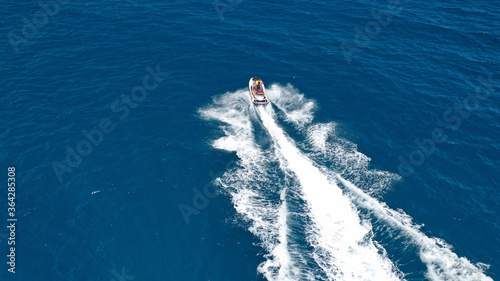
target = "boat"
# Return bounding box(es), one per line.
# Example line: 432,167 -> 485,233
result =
248,77 -> 269,105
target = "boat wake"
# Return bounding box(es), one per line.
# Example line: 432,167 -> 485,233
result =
199,85 -> 492,281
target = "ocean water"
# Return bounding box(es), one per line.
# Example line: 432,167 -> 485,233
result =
1,0 -> 499,280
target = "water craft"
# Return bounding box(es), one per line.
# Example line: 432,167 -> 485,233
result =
248,77 -> 269,105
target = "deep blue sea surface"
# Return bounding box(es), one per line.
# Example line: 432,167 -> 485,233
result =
1,0 -> 499,280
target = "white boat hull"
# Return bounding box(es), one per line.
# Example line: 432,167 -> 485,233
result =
249,77 -> 269,105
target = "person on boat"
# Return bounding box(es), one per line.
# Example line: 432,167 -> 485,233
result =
255,80 -> 264,96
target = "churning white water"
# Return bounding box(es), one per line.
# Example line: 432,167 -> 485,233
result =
199,85 -> 491,281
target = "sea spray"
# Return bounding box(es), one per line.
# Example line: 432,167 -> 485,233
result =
200,85 -> 492,281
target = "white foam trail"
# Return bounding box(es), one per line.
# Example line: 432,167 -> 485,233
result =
201,85 -> 492,281
337,176 -> 493,281
270,84 -> 491,280
305,121 -> 400,195
199,90 -> 298,281
257,105 -> 401,281
270,86 -> 400,196
307,123 -> 335,151
257,188 -> 297,280
267,84 -> 315,128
